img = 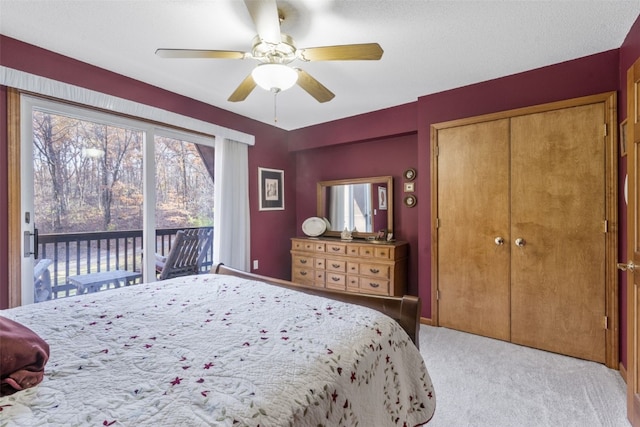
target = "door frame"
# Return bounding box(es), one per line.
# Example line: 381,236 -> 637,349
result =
625,57 -> 640,426
431,91 -> 619,368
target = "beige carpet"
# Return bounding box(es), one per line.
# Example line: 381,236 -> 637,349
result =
419,326 -> 628,426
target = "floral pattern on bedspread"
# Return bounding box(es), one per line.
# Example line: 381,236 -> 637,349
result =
0,274 -> 435,426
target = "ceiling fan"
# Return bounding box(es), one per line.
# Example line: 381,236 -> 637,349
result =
155,0 -> 383,103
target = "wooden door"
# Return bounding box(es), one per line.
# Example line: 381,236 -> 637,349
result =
510,103 -> 606,362
436,119 -> 511,341
626,57 -> 640,427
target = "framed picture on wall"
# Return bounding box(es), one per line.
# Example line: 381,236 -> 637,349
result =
259,167 -> 284,211
378,186 -> 388,210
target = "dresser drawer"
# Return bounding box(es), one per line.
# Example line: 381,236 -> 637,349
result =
292,267 -> 314,283
293,240 -> 317,252
292,240 -> 306,251
347,246 -> 359,256
314,242 -> 326,252
358,277 -> 389,295
359,246 -> 375,257
292,255 -> 314,268
315,258 -> 326,269
374,247 -> 391,259
326,243 -> 347,255
347,262 -> 359,274
326,272 -> 346,290
347,275 -> 359,291
360,263 -> 390,279
326,259 -> 346,272
314,270 -> 326,283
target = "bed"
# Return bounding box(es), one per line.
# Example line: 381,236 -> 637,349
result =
1,264 -> 435,426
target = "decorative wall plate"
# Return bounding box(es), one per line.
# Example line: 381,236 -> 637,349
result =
322,217 -> 332,230
403,168 -> 416,181
403,195 -> 417,207
302,217 -> 327,237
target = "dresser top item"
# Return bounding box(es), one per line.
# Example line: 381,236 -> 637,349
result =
291,237 -> 407,247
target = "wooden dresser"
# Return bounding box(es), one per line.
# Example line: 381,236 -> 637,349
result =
290,237 -> 408,296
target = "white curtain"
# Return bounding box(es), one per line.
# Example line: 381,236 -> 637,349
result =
213,137 -> 251,271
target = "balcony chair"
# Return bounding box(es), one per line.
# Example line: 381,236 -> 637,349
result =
34,258 -> 53,303
155,229 -> 213,280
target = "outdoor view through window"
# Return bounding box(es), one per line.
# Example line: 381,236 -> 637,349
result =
31,108 -> 214,301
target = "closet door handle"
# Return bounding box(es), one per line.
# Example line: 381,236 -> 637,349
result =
618,261 -> 636,272
515,238 -> 526,247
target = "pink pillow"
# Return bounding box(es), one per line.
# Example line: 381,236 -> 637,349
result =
0,316 -> 50,395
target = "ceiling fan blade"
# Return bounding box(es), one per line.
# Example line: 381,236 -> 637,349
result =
295,69 -> 335,103
156,49 -> 246,59
299,43 -> 383,61
228,73 -> 257,102
244,0 -> 281,45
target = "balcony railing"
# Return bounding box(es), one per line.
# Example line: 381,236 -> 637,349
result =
35,227 -> 214,299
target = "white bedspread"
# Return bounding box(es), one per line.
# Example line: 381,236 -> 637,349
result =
0,274 -> 435,426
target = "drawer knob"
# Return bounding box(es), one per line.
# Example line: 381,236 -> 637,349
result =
331,247 -> 340,251
370,268 -> 380,274
332,263 -> 340,268
369,282 -> 380,288
332,276 -> 340,282
300,259 -> 307,264
300,271 -> 307,276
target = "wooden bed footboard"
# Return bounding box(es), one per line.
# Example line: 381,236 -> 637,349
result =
213,264 -> 421,349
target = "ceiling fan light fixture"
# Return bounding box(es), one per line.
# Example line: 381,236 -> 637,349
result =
252,63 -> 298,92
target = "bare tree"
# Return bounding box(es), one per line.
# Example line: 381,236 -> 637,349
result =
32,111 -> 79,231
32,110 -> 211,234
85,123 -> 141,230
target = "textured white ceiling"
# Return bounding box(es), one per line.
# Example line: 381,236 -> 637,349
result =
1,0 -> 638,130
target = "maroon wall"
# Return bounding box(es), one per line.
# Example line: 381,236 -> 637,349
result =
295,133 -> 420,295
290,103 -> 417,152
0,36 -> 296,308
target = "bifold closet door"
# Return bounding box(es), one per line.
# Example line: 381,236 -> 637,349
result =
510,103 -> 606,363
437,119 -> 511,341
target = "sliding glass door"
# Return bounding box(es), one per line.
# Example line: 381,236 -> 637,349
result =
20,95 -> 214,304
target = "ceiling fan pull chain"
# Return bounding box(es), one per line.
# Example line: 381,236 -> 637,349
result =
273,89 -> 279,123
